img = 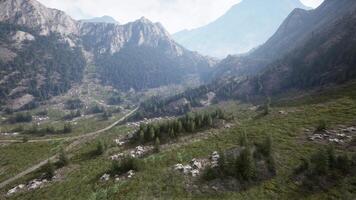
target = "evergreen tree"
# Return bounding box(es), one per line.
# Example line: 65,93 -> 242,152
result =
236,147 -> 256,181
264,97 -> 271,115
44,160 -> 55,180
239,131 -> 248,147
154,137 -> 160,153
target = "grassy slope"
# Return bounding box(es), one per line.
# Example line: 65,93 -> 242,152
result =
4,83 -> 356,199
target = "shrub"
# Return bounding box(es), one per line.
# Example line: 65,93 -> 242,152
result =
95,141 -> 107,155
316,120 -> 327,131
58,147 -> 69,167
43,160 -> 55,180
63,123 -> 72,134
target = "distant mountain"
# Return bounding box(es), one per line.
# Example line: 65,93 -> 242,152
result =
214,0 -> 356,100
0,0 -> 214,110
173,0 -> 309,58
80,16 -> 119,24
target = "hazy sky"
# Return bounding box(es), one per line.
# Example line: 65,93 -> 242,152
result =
38,0 -> 324,33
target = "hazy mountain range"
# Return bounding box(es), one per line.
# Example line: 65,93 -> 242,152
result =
173,0 -> 310,58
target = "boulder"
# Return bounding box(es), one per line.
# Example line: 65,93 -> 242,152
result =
174,164 -> 184,171
191,169 -> 200,177
191,159 -> 202,169
28,179 -> 44,190
6,184 -> 25,196
183,165 -> 192,175
100,174 -> 110,182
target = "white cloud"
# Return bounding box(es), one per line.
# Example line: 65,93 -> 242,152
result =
37,0 -> 324,33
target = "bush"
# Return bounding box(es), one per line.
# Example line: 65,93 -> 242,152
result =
43,160 -> 55,180
110,156 -> 139,176
316,120 -> 327,131
57,147 -> 69,167
95,141 -> 107,155
202,167 -> 220,181
63,123 -> 72,134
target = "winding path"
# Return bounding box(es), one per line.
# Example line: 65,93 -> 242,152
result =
0,107 -> 138,190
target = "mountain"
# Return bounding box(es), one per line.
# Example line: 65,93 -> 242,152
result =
136,0 -> 356,118
80,17 -> 215,90
173,0 -> 309,58
215,0 -> 356,100
0,0 -> 214,110
80,16 -> 119,24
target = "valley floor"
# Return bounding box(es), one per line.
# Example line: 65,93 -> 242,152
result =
2,83 -> 356,199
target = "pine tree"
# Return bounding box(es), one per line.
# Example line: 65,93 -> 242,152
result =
236,147 -> 256,181
239,131 -> 248,147
264,97 -> 271,115
154,137 -> 160,153
138,130 -> 144,144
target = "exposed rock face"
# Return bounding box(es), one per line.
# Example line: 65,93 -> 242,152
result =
0,0 -> 79,36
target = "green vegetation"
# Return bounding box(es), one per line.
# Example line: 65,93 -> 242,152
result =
294,146 -> 355,191
3,84 -> 356,200
110,156 -> 139,176
65,99 -> 84,110
132,108 -> 229,144
203,135 -> 276,185
8,112 -> 32,124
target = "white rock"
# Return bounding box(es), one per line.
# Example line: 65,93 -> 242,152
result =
191,159 -> 202,169
183,165 -> 192,175
100,174 -> 110,182
7,184 -> 25,196
191,169 -> 200,177
127,170 -> 135,178
28,179 -> 43,190
174,164 -> 184,171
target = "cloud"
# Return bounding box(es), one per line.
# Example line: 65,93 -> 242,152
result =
38,0 -> 323,33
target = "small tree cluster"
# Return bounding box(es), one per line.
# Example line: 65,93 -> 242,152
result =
110,156 -> 139,176
133,109 -> 227,144
294,146 -> 355,190
24,123 -> 72,135
203,135 -> 276,182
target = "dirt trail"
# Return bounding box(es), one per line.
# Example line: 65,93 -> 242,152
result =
0,107 -> 138,190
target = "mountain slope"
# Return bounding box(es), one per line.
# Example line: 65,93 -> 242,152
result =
217,0 -> 356,100
173,0 -> 309,58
